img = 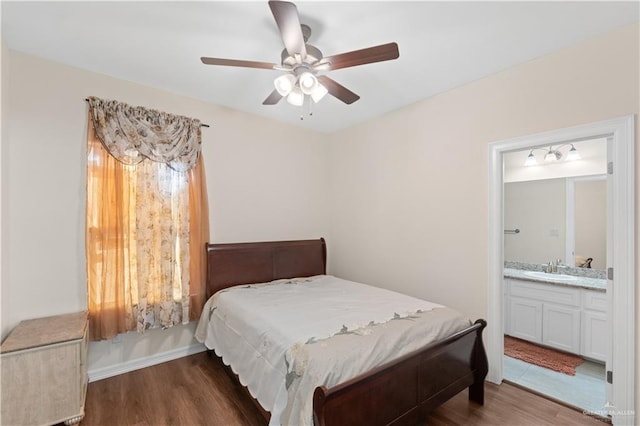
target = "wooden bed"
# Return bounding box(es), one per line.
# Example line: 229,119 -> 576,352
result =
204,238 -> 488,426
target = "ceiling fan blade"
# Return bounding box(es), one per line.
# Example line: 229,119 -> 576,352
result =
318,42 -> 399,71
268,1 -> 307,58
263,89 -> 283,105
201,57 -> 278,70
317,76 -> 360,105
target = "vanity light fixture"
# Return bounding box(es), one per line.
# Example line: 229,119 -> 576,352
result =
544,147 -> 562,162
524,144 -> 581,166
566,144 -> 581,161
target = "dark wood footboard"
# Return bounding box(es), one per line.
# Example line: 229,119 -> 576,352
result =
313,319 -> 488,426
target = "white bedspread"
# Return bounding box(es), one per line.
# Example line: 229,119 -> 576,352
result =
195,275 -> 470,426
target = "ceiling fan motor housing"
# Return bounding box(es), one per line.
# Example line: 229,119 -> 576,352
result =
281,43 -> 323,68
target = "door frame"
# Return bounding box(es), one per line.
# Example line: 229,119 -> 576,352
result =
487,115 -> 634,425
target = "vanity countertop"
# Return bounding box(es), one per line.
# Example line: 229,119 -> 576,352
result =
504,268 -> 606,291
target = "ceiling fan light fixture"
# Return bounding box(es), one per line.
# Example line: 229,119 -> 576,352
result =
274,74 -> 296,96
298,72 -> 318,95
200,1 -> 400,111
286,87 -> 304,106
311,83 -> 328,103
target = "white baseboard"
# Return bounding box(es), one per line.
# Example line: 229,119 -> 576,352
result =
88,342 -> 208,382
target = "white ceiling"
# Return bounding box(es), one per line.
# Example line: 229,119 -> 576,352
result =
2,1 -> 638,133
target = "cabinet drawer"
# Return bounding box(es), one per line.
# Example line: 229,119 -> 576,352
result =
583,290 -> 607,312
510,280 -> 580,307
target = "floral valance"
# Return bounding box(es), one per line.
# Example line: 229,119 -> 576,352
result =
87,96 -> 202,171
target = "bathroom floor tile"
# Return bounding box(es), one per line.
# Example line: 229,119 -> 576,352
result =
503,355 -> 531,381
503,355 -> 606,415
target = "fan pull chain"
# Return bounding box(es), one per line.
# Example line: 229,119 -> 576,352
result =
299,96 -> 315,120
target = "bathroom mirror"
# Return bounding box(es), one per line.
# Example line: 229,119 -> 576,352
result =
504,175 -> 606,270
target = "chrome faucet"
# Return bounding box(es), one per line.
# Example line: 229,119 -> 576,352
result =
545,262 -> 553,273
544,259 -> 562,273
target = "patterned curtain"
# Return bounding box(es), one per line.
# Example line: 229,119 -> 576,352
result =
86,97 -> 209,340
87,96 -> 201,171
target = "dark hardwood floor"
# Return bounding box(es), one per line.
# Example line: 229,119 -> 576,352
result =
81,352 -> 606,426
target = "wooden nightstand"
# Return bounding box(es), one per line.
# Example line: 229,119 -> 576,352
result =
1,311 -> 88,426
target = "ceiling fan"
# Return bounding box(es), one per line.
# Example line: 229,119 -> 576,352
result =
201,0 -> 399,112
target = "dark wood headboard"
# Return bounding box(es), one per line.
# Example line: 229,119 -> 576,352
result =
205,238 -> 327,298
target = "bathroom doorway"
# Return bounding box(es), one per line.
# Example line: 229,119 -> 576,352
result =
501,138 -> 607,414
486,116 -> 635,425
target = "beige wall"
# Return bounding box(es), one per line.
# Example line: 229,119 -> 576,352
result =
327,23 -> 638,412
2,50 -> 330,370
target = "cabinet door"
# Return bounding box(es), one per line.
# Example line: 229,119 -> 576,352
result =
508,297 -> 542,343
581,311 -> 607,362
542,304 -> 581,354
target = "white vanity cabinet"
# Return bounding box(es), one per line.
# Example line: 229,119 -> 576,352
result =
505,278 -> 607,361
507,279 -> 581,354
581,290 -> 608,361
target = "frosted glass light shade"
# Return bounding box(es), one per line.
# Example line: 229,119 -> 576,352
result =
566,145 -> 581,161
544,149 -> 561,162
524,151 -> 537,166
274,74 -> 296,96
298,72 -> 318,95
286,87 -> 304,106
311,83 -> 328,103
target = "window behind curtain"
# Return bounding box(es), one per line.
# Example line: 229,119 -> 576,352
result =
85,99 -> 209,341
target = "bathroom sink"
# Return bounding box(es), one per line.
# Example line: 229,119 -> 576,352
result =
523,271 -> 580,282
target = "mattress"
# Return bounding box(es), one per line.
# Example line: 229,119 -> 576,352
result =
195,275 -> 470,426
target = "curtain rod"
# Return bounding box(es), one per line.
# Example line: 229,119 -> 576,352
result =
84,98 -> 210,128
